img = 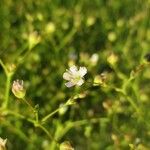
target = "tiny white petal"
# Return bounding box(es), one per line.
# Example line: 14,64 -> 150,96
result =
76,79 -> 84,86
63,72 -> 72,80
91,53 -> 99,61
65,82 -> 75,87
79,67 -> 87,77
69,65 -> 78,74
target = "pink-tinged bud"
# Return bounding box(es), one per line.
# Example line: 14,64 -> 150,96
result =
12,80 -> 26,99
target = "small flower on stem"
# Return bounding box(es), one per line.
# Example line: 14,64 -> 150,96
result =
12,79 -> 26,99
63,65 -> 87,88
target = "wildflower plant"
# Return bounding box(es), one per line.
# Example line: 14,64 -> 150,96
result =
0,0 -> 150,150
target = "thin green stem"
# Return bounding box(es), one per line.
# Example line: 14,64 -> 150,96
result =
18,49 -> 32,64
57,28 -> 76,51
0,59 -> 8,74
37,124 -> 53,140
42,103 -> 68,123
1,109 -> 35,124
1,109 -> 58,144
2,120 -> 29,142
37,124 -> 59,147
107,85 -> 142,117
2,75 -> 12,109
22,98 -> 35,112
125,95 -> 141,115
22,98 -> 40,123
113,87 -> 142,117
42,89 -> 89,123
35,110 -> 39,123
57,117 -> 109,141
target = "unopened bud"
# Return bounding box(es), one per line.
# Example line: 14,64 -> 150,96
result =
12,80 -> 26,99
86,16 -> 96,27
59,141 -> 74,150
94,73 -> 107,86
28,31 -> 41,50
45,22 -> 56,34
6,63 -> 16,75
107,52 -> 118,66
108,32 -> 117,42
59,104 -> 68,116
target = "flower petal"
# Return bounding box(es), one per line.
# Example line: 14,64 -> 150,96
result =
65,82 -> 75,88
69,65 -> 78,74
76,79 -> 84,86
79,67 -> 87,77
63,72 -> 72,80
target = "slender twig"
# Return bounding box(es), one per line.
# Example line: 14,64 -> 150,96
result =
36,124 -> 60,148
2,74 -> 12,109
57,117 -> 109,140
0,59 -> 8,74
42,83 -> 97,123
1,109 -> 58,144
57,28 -> 76,51
42,103 -> 68,123
37,124 -> 54,141
35,110 -> 39,123
22,98 -> 35,112
112,86 -> 142,115
1,109 -> 35,124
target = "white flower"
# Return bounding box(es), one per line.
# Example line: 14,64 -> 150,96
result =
0,137 -> 7,150
63,65 -> 87,87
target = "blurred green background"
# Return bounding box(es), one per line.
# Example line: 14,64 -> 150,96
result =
0,0 -> 150,149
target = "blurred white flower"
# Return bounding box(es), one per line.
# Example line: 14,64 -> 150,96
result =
90,53 -> 99,66
63,65 -> 87,88
0,137 -> 7,150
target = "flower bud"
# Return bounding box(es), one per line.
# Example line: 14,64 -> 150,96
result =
45,22 -> 56,34
28,31 -> 41,50
107,52 -> 118,66
86,16 -> 96,27
59,104 -> 68,116
0,137 -> 7,150
94,73 -> 107,86
108,32 -> 117,42
59,141 -> 74,150
12,80 -> 26,99
6,63 -> 16,76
